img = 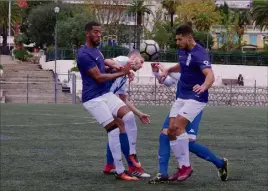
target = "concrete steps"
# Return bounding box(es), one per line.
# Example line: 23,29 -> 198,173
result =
0,56 -> 80,104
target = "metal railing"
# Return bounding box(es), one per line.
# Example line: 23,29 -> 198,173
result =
45,48 -> 268,66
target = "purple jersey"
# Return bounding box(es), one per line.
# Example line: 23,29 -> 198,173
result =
77,45 -> 109,102
177,43 -> 211,103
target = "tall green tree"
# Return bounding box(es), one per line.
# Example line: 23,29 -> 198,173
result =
235,11 -> 251,48
127,0 -> 151,50
251,0 -> 268,30
161,0 -> 179,29
57,11 -> 96,48
0,1 -> 21,54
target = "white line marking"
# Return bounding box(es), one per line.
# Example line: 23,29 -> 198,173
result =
1,121 -> 97,127
2,112 -> 93,119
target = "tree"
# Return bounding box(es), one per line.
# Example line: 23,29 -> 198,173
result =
161,0 -> 180,29
91,0 -> 126,25
26,2 -> 88,48
251,0 -> 268,31
235,11 -> 252,48
175,0 -> 221,27
0,1 -> 21,54
57,11 -> 96,48
127,0 -> 152,50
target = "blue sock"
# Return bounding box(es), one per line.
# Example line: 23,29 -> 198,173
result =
106,142 -> 114,166
189,141 -> 224,168
158,133 -> 170,177
120,133 -> 133,167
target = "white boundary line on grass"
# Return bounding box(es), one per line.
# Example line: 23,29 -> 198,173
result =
2,112 -> 94,119
1,121 -> 97,127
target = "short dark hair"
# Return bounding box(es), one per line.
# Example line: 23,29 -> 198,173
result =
85,21 -> 100,31
128,49 -> 141,57
175,24 -> 194,36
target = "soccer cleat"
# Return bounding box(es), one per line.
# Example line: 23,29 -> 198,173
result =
168,168 -> 180,181
115,171 -> 139,181
128,166 -> 151,178
103,164 -> 116,174
177,165 -> 193,181
129,154 -> 142,168
218,158 -> 228,181
148,173 -> 169,184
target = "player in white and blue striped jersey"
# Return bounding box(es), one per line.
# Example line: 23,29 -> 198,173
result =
103,50 -> 151,178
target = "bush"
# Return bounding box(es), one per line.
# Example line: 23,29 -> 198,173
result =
13,49 -> 32,61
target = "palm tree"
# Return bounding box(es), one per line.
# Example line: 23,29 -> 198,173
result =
235,11 -> 251,48
0,1 -> 21,54
127,0 -> 151,50
251,0 -> 268,31
161,0 -> 179,29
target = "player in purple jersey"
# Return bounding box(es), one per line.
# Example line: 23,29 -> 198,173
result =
77,21 -> 140,181
156,24 -> 227,182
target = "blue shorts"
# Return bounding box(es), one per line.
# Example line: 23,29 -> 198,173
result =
162,111 -> 203,140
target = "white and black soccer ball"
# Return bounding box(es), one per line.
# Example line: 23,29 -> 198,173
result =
140,40 -> 160,61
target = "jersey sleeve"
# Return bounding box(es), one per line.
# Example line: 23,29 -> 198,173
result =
77,53 -> 97,71
113,56 -> 129,66
195,53 -> 211,71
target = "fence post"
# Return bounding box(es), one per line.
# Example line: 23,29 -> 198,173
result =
230,82 -> 232,106
26,74 -> 29,104
54,73 -> 58,104
154,77 -> 157,105
254,80 -> 257,106
72,73 -> 76,104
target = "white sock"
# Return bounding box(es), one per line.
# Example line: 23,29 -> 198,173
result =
108,128 -> 125,174
122,112 -> 137,155
170,132 -> 190,168
176,132 -> 190,168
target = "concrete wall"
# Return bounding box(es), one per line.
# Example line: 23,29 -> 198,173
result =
39,55 -> 268,97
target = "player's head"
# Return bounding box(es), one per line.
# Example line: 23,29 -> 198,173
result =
175,24 -> 194,50
128,49 -> 144,71
85,21 -> 101,47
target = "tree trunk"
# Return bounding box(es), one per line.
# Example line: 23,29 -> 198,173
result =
170,13 -> 174,28
136,12 -> 142,50
1,26 -> 9,55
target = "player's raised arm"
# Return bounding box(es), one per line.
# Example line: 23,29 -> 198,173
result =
88,65 -> 132,83
104,59 -> 122,71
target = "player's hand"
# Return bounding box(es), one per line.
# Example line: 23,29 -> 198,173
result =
151,62 -> 160,72
112,63 -> 123,71
122,62 -> 134,75
139,113 -> 150,125
193,84 -> 207,94
128,71 -> 135,82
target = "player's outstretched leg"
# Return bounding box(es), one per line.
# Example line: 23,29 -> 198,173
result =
189,141 -> 228,181
118,108 -> 150,178
149,116 -> 170,184
148,132 -> 170,184
105,120 -> 138,181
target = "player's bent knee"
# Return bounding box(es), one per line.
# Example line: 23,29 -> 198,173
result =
167,126 -> 177,139
103,119 -> 118,132
115,118 -> 126,133
117,105 -> 131,119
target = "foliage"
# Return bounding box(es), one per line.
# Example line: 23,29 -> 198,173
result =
0,1 -> 21,54
26,2 -> 89,48
127,0 -> 152,49
161,0 -> 180,28
194,32 -> 214,49
57,11 -> 96,48
251,0 -> 268,31
175,0 -> 221,29
13,49 -> 32,61
100,45 -> 129,58
91,0 -> 126,25
14,33 -> 28,44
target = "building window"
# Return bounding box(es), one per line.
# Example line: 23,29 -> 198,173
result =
249,34 -> 257,45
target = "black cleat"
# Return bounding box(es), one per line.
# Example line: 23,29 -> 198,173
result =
148,173 -> 169,184
218,158 -> 228,181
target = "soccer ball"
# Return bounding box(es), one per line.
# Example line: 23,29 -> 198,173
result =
140,40 -> 160,61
